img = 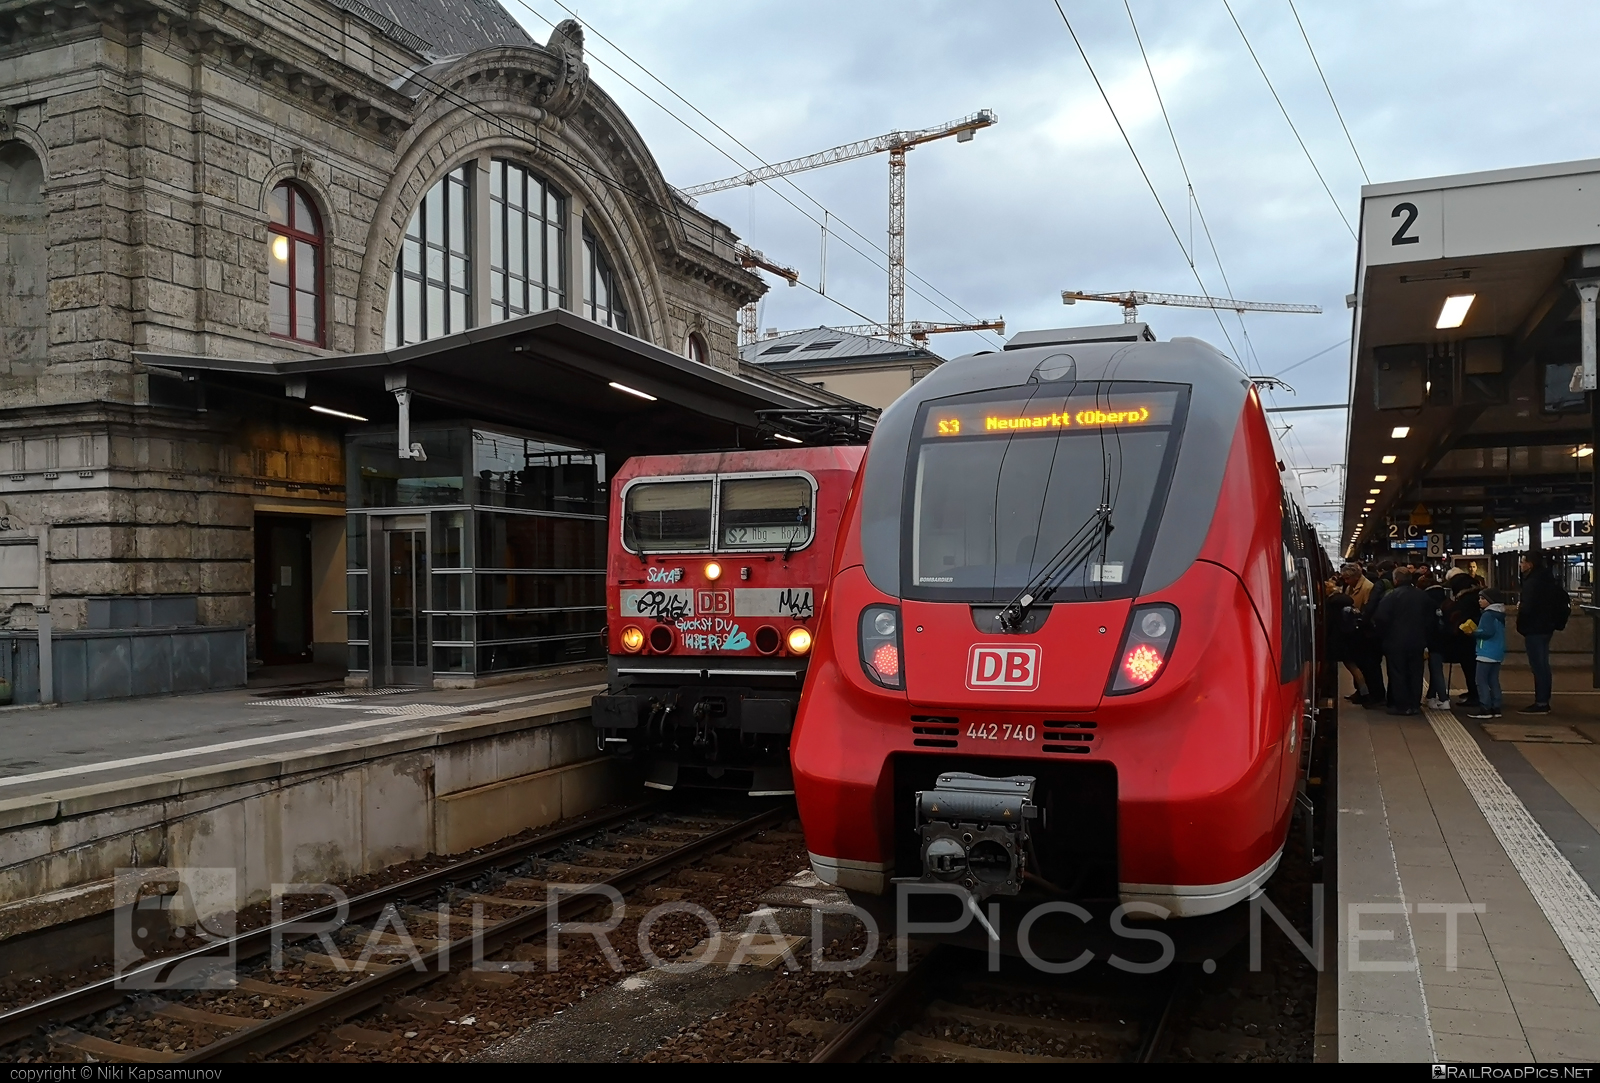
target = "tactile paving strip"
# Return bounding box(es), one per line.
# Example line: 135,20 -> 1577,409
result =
1426,706 -> 1600,1007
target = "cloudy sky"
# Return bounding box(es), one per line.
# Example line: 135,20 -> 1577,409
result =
507,0 -> 1600,546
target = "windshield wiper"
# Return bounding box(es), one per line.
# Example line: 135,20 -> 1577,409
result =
998,502 -> 1114,632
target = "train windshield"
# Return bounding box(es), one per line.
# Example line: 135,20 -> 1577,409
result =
906,382 -> 1187,601
624,479 -> 712,552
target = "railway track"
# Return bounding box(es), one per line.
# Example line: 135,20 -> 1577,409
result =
810,945 -> 1186,1064
1,801 -> 792,1064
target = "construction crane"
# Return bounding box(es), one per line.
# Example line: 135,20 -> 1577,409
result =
736,244 -> 798,347
776,319 -> 1006,345
1062,289 -> 1322,323
685,110 -> 998,344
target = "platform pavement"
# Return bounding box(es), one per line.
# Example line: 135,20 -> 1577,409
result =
1336,662 -> 1600,1062
0,666 -> 606,803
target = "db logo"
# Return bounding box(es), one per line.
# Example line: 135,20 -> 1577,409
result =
967,644 -> 1041,690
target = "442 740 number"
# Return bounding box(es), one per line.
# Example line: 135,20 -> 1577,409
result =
966,722 -> 1037,742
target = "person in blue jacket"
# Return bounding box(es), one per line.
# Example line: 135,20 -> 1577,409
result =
1468,589 -> 1507,719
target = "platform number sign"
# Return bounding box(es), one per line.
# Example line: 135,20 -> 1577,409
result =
1427,533 -> 1445,558
1391,202 -> 1421,246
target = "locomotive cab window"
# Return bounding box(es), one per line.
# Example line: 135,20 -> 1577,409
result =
719,476 -> 814,550
906,383 -> 1188,601
623,480 -> 712,552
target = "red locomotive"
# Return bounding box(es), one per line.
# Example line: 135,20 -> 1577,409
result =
593,445 -> 866,796
791,328 -> 1329,942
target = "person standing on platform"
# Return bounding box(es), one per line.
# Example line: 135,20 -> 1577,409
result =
1444,573 -> 1482,709
1339,563 -> 1383,705
1468,589 -> 1507,719
1363,562 -> 1393,708
1420,570 -> 1452,709
1515,554 -> 1569,715
1374,568 -> 1436,715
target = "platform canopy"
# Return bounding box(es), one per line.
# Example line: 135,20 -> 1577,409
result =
136,308 -> 867,460
1345,158 -> 1600,558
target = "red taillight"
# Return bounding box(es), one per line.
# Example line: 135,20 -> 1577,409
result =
1122,643 -> 1164,685
1108,604 -> 1179,695
859,605 -> 903,689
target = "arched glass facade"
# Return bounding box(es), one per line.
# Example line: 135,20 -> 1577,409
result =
388,165 -> 472,348
583,231 -> 629,333
489,159 -> 564,321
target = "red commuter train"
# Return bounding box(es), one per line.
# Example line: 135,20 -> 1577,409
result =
593,446 -> 866,796
791,328 -> 1330,939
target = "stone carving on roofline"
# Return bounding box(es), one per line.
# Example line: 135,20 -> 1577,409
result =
541,19 -> 589,120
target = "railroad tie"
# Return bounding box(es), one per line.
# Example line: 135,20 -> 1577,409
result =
154,1003 -> 258,1031
331,1023 -> 400,1050
301,952 -> 397,973
924,1001 -> 1135,1045
891,1033 -> 1074,1063
48,1028 -> 178,1064
460,892 -> 542,909
230,976 -> 332,1001
544,863 -> 623,878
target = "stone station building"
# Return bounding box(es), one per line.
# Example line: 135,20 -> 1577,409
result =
0,0 -> 843,700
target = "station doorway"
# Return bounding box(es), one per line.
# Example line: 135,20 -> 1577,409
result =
375,514 -> 431,687
255,516 -> 313,665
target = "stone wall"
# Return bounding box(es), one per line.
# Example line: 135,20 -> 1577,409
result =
0,0 -> 766,645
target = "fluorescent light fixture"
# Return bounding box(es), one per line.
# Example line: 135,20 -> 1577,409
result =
1382,455 -> 1397,464
310,405 -> 368,421
1374,475 -> 1388,482
609,381 -> 657,402
1577,446 -> 1594,458
773,433 -> 802,444
1365,498 -> 1375,504
1390,426 -> 1410,439
1435,293 -> 1476,330
1369,488 -> 1381,494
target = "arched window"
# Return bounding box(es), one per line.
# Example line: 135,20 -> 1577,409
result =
388,165 -> 472,348
582,231 -> 628,333
685,332 -> 707,365
490,160 -> 564,321
0,142 -> 46,370
268,181 -> 323,346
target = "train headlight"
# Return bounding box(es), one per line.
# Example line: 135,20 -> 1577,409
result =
859,604 -> 903,690
787,626 -> 813,654
704,561 -> 723,581
1108,603 -> 1179,695
620,625 -> 645,653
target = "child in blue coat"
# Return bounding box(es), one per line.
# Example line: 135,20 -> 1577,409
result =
1468,589 -> 1506,719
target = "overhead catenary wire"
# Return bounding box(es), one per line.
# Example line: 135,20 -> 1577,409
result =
1273,336 -> 1350,378
1287,0 -> 1369,185
1221,0 -> 1356,240
1052,1 -> 1244,369
1124,1 -> 1260,371
214,0 -> 894,333
524,0 -> 1003,347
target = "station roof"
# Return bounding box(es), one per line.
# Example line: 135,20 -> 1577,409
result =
741,326 -> 939,369
136,308 -> 871,460
1344,156 -> 1600,555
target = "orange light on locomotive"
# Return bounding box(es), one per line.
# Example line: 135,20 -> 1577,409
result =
703,561 -> 723,581
620,625 -> 645,653
786,626 -> 813,655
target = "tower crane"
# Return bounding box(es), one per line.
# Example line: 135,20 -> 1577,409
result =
1062,289 -> 1321,323
736,244 -> 798,348
685,110 -> 998,344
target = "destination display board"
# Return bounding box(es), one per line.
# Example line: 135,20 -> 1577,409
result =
924,390 -> 1180,439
